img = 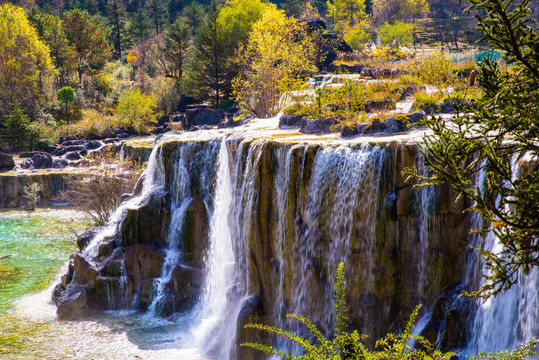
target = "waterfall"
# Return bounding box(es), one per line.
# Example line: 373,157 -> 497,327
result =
465,156 -> 539,354
147,140 -> 221,316
265,143 -> 388,351
191,139 -> 249,360
416,158 -> 437,303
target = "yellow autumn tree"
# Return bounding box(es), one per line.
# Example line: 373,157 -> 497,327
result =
232,8 -> 315,118
327,0 -> 366,28
0,3 -> 56,116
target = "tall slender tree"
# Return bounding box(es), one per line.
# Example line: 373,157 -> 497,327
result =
163,17 -> 192,82
128,8 -> 153,42
107,0 -> 128,58
192,0 -> 231,106
145,0 -> 168,34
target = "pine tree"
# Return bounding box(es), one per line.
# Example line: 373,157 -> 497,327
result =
0,102 -> 31,148
192,0 -> 232,106
145,0 -> 168,34
163,17 -> 191,82
129,8 -> 152,42
107,0 -> 128,58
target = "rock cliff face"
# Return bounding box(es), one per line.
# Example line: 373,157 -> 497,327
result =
54,133 -> 476,359
0,172 -> 71,208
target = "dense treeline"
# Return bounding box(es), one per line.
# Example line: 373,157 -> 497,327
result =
0,0 -> 537,150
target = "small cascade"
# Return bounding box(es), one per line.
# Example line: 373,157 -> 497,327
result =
416,159 -> 436,301
83,145 -> 165,258
465,156 -> 539,354
147,140 -> 221,315
147,199 -> 192,315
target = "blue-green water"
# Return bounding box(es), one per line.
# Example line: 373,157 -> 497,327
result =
0,209 -> 84,312
0,209 -> 206,359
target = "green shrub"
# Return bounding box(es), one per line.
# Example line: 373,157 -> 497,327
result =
413,89 -> 445,111
0,102 -> 31,148
65,109 -> 116,138
443,86 -> 484,102
242,262 -> 456,360
116,89 -> 158,133
415,53 -> 459,88
378,21 -> 415,49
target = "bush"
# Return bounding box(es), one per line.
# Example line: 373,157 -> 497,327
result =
116,89 -> 158,133
243,263 -> 456,359
23,183 -> 43,211
415,53 -> 459,87
64,109 -> 117,138
371,45 -> 411,62
413,89 -> 445,111
378,21 -> 415,48
343,22 -> 371,51
56,149 -> 143,225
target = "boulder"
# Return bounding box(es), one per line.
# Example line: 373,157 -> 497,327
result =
365,99 -> 393,112
305,18 -> 326,30
361,67 -> 380,78
52,145 -> 86,156
156,115 -> 171,127
194,109 -> 223,126
0,153 -> 15,170
440,101 -> 454,114
56,284 -> 89,319
62,139 -> 85,146
299,117 -> 339,134
442,309 -> 466,350
52,159 -> 69,169
139,278 -> 155,304
171,265 -> 198,311
85,141 -> 102,150
124,243 -> 164,299
317,32 -> 353,69
182,108 -> 224,129
74,254 -> 99,288
364,117 -> 404,135
341,123 -> 367,138
65,152 -> 81,161
279,115 -> 304,129
99,259 -> 123,277
76,226 -> 104,250
408,112 -> 426,124
98,239 -> 115,258
59,135 -> 81,144
19,151 -> 44,158
189,125 -> 213,131
31,153 -> 53,169
177,94 -> 198,112
218,117 -> 244,129
52,283 -> 65,303
19,159 -> 34,169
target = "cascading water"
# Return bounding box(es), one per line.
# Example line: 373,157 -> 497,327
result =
190,139 -> 250,360
416,158 -> 436,302
49,130 -> 537,360
465,156 -> 539,354
83,145 -> 166,258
